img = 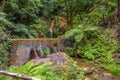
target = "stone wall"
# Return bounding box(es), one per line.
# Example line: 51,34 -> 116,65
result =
11,38 -> 62,47
9,38 -> 64,66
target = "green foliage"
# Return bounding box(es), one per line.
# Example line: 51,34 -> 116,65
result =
41,0 -> 56,16
0,75 -> 8,80
0,0 -> 119,78
5,0 -> 43,24
0,12 -> 31,38
0,43 -> 9,68
84,52 -> 95,60
65,25 -> 119,66
0,12 -> 14,29
64,24 -> 98,57
106,64 -> 120,76
8,62 -> 62,80
0,0 -> 65,38
77,28 -> 118,64
65,47 -> 74,56
64,24 -> 98,43
77,0 -> 117,25
42,47 -> 50,55
0,29 -> 11,67
0,61 -> 85,80
0,63 -> 59,80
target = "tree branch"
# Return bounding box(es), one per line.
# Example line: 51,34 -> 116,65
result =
0,70 -> 42,80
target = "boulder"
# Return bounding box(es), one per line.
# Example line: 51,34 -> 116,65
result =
30,52 -> 82,80
30,52 -> 72,66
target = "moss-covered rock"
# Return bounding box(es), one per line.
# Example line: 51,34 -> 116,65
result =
2,52 -> 85,80
30,52 -> 85,80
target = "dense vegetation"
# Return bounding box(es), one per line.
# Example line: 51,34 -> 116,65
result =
0,0 -> 120,79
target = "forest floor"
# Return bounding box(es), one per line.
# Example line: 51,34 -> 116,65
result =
74,58 -> 120,80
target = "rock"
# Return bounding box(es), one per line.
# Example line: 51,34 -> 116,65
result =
83,67 -> 94,75
10,44 -> 32,66
95,68 -> 105,73
97,73 -> 115,80
103,73 -> 113,77
31,58 -> 52,65
10,38 -> 65,66
112,53 -> 120,61
30,52 -> 72,66
97,76 -> 112,80
30,52 -> 82,80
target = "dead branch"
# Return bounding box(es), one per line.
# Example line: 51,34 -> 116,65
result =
0,70 -> 42,80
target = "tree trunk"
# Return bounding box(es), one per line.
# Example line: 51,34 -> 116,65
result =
0,70 -> 42,80
1,0 -> 5,12
118,0 -> 120,21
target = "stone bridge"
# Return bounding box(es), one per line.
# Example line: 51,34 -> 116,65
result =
11,38 -> 63,48
10,38 -> 65,66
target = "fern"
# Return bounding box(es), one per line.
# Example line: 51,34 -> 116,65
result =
64,24 -> 98,43
4,60 -> 86,80
14,24 -> 28,33
8,62 -> 62,80
106,64 -> 120,76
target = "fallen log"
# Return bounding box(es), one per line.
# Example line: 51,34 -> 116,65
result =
0,70 -> 42,80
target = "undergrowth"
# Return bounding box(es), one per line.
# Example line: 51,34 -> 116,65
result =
0,28 -> 10,69
106,64 -> 120,76
65,27 -> 120,75
0,61 -> 85,80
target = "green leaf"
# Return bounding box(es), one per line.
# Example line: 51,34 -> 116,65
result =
75,33 -> 83,42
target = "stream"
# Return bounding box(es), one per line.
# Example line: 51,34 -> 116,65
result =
74,58 -> 120,80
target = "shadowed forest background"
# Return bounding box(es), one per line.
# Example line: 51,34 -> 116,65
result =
0,0 -> 120,80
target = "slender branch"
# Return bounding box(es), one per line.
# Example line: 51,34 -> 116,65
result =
0,70 -> 42,80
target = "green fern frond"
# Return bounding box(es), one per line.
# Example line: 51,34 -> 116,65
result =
75,33 -> 84,42
64,24 -> 98,43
